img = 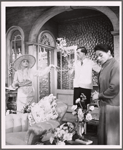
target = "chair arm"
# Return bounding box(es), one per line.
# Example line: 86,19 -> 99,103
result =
56,100 -> 68,123
6,113 -> 29,133
25,130 -> 47,145
25,120 -> 60,145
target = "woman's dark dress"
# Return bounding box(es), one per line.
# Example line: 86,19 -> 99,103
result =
98,58 -> 120,145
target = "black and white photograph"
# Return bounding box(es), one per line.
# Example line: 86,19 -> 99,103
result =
1,1 -> 122,149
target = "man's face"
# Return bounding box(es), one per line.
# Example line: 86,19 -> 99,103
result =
76,49 -> 85,60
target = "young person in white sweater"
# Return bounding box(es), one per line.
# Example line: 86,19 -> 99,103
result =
70,46 -> 101,108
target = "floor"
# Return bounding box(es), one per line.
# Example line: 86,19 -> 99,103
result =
63,112 -> 98,145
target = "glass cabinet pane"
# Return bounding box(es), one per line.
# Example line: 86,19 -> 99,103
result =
38,47 -> 51,99
8,30 -> 22,85
57,52 -> 75,90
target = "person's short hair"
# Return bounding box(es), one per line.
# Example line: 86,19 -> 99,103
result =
76,46 -> 87,55
94,44 -> 113,55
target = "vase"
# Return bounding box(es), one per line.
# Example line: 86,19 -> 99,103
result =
77,122 -> 85,139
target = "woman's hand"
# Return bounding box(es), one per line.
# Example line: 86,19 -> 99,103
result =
49,64 -> 55,68
19,80 -> 32,87
12,82 -> 19,89
14,82 -> 19,87
49,64 -> 59,71
92,91 -> 99,100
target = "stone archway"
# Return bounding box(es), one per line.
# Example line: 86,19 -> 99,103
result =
29,6 -> 119,41
29,6 -> 119,61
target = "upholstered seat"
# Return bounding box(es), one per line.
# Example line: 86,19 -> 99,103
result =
6,132 -> 27,145
6,100 -> 68,145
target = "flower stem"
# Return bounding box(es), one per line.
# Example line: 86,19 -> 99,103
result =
79,102 -> 83,109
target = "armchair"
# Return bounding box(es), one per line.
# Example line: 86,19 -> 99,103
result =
6,100 -> 68,145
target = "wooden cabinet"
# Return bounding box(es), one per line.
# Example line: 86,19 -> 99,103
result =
6,90 -> 17,112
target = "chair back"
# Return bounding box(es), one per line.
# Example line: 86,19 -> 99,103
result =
56,100 -> 68,123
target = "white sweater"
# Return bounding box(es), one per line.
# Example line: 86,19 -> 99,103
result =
74,58 -> 101,89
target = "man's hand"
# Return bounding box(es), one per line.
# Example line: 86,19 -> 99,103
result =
68,68 -> 75,75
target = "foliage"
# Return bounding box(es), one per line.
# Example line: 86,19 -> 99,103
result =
56,38 -> 76,57
49,122 -> 76,145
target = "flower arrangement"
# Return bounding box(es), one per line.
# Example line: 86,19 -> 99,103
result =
71,93 -> 95,138
56,38 -> 76,57
8,62 -> 14,77
92,70 -> 98,86
22,101 -> 33,113
49,122 -> 76,145
48,121 -> 93,145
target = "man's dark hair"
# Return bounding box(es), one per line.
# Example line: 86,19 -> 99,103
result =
77,46 -> 87,55
94,44 -> 113,55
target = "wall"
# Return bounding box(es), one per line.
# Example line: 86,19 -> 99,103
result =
40,19 -> 58,39
6,7 -> 51,42
58,14 -> 113,54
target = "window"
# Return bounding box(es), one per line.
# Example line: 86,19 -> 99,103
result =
11,30 -> 22,61
6,27 -> 24,86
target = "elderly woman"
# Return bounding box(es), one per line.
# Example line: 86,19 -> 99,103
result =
92,44 -> 120,145
11,54 -> 55,113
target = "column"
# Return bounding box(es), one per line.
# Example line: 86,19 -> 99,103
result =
111,30 -> 119,63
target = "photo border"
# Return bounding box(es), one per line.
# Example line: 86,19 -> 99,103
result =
1,0 -> 122,149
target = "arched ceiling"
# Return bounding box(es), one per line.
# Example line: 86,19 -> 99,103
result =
51,8 -> 105,23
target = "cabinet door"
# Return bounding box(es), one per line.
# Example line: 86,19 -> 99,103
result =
54,46 -> 77,111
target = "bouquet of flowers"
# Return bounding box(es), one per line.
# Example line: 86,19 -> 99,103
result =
71,93 -> 95,138
56,38 -> 76,57
49,121 -> 92,145
49,122 -> 76,145
22,101 -> 34,113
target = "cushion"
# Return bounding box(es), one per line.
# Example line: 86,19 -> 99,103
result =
6,132 -> 27,145
28,94 -> 58,126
